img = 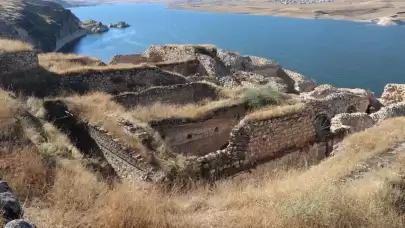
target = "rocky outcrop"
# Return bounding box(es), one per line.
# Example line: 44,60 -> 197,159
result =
0,0 -> 87,52
374,16 -> 405,26
0,180 -> 22,224
5,219 -> 36,228
110,45 -> 314,94
381,84 -> 405,105
299,84 -> 372,118
0,179 -> 36,227
0,179 -> 36,228
108,21 -> 130,28
283,69 -> 317,92
81,20 -> 109,34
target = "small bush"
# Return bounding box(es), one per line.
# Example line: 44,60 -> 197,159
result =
241,85 -> 289,109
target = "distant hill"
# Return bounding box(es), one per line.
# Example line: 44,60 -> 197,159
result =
0,0 -> 87,52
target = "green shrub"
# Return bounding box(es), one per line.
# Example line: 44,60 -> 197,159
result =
241,85 -> 289,109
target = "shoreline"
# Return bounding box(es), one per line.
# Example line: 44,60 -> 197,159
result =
66,0 -> 405,25
165,4 -> 373,24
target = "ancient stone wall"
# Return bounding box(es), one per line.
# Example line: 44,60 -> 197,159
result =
87,126 -> 165,182
244,109 -> 316,161
381,84 -> 405,105
331,102 -> 405,134
0,51 -> 38,75
300,85 -> 370,119
150,103 -> 247,156
59,66 -> 188,94
331,113 -> 376,134
114,82 -> 219,107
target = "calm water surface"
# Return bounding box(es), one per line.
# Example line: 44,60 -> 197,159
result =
70,4 -> 405,94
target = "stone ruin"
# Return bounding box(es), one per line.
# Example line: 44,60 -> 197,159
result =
3,41 -> 405,184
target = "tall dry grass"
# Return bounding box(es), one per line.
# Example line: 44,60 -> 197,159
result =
38,53 -> 104,72
5,117 -> 402,228
0,90 -> 23,141
0,39 -> 33,52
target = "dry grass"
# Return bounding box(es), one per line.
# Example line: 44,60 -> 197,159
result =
0,39 -> 33,52
246,102 -> 305,121
131,98 -> 241,122
38,52 -> 104,72
62,92 -> 180,169
7,117 -> 404,228
50,62 -> 163,74
0,90 -> 23,141
0,146 -> 52,201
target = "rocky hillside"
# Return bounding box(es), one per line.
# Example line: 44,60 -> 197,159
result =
0,0 -> 86,52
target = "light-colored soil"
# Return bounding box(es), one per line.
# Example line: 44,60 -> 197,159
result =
65,0 -> 405,22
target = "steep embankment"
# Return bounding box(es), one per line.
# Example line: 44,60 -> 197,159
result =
0,0 -> 86,52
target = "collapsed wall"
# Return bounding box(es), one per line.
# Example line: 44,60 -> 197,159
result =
187,104 -> 334,180
0,50 -> 38,75
150,102 -> 248,156
331,102 -> 405,134
59,65 -> 188,94
114,82 -> 220,107
300,84 -> 371,118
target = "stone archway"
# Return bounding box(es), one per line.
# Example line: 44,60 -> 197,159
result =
313,114 -> 331,140
346,105 -> 357,113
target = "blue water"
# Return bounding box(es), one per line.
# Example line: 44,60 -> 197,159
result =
70,4 -> 405,94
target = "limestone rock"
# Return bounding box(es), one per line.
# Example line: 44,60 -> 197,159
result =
0,180 -> 22,222
375,17 -> 405,26
5,220 -> 36,228
370,102 -> 405,124
0,0 -> 87,52
300,84 -> 371,117
81,20 -> 109,34
283,69 -> 317,92
109,21 -> 130,28
217,49 -> 247,71
331,113 -> 375,134
0,191 -> 22,222
381,84 -> 405,105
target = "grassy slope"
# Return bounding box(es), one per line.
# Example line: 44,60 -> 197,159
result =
0,0 -> 83,52
2,79 -> 405,227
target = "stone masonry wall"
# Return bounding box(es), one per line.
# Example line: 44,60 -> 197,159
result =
150,103 -> 247,156
88,126 -> 166,182
331,102 -> 405,135
245,109 -> 316,161
0,51 -> 38,75
114,82 -> 219,108
59,66 -> 188,94
188,111 -> 328,180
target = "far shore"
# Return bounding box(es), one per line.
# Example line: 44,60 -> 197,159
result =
67,0 -> 405,23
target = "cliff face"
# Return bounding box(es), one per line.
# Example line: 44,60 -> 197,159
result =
0,0 -> 86,52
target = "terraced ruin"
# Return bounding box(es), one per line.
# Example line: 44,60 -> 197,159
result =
3,39 -> 405,227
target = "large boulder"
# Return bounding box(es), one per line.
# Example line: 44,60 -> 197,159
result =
300,84 -> 371,118
0,180 -> 22,223
283,69 -> 317,93
375,17 -> 405,26
108,21 -> 130,28
381,84 -> 405,105
81,20 -> 109,34
5,220 -> 36,228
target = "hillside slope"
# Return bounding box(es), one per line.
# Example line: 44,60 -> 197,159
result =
0,0 -> 86,52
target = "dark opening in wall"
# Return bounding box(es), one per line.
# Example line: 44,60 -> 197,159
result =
313,114 -> 331,141
219,142 -> 229,150
43,100 -> 116,178
346,105 -> 357,113
214,127 -> 219,132
110,75 -> 124,84
187,134 -> 193,139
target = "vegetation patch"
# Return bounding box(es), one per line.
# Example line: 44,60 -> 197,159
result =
241,85 -> 290,109
0,38 -> 33,52
246,103 -> 305,121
